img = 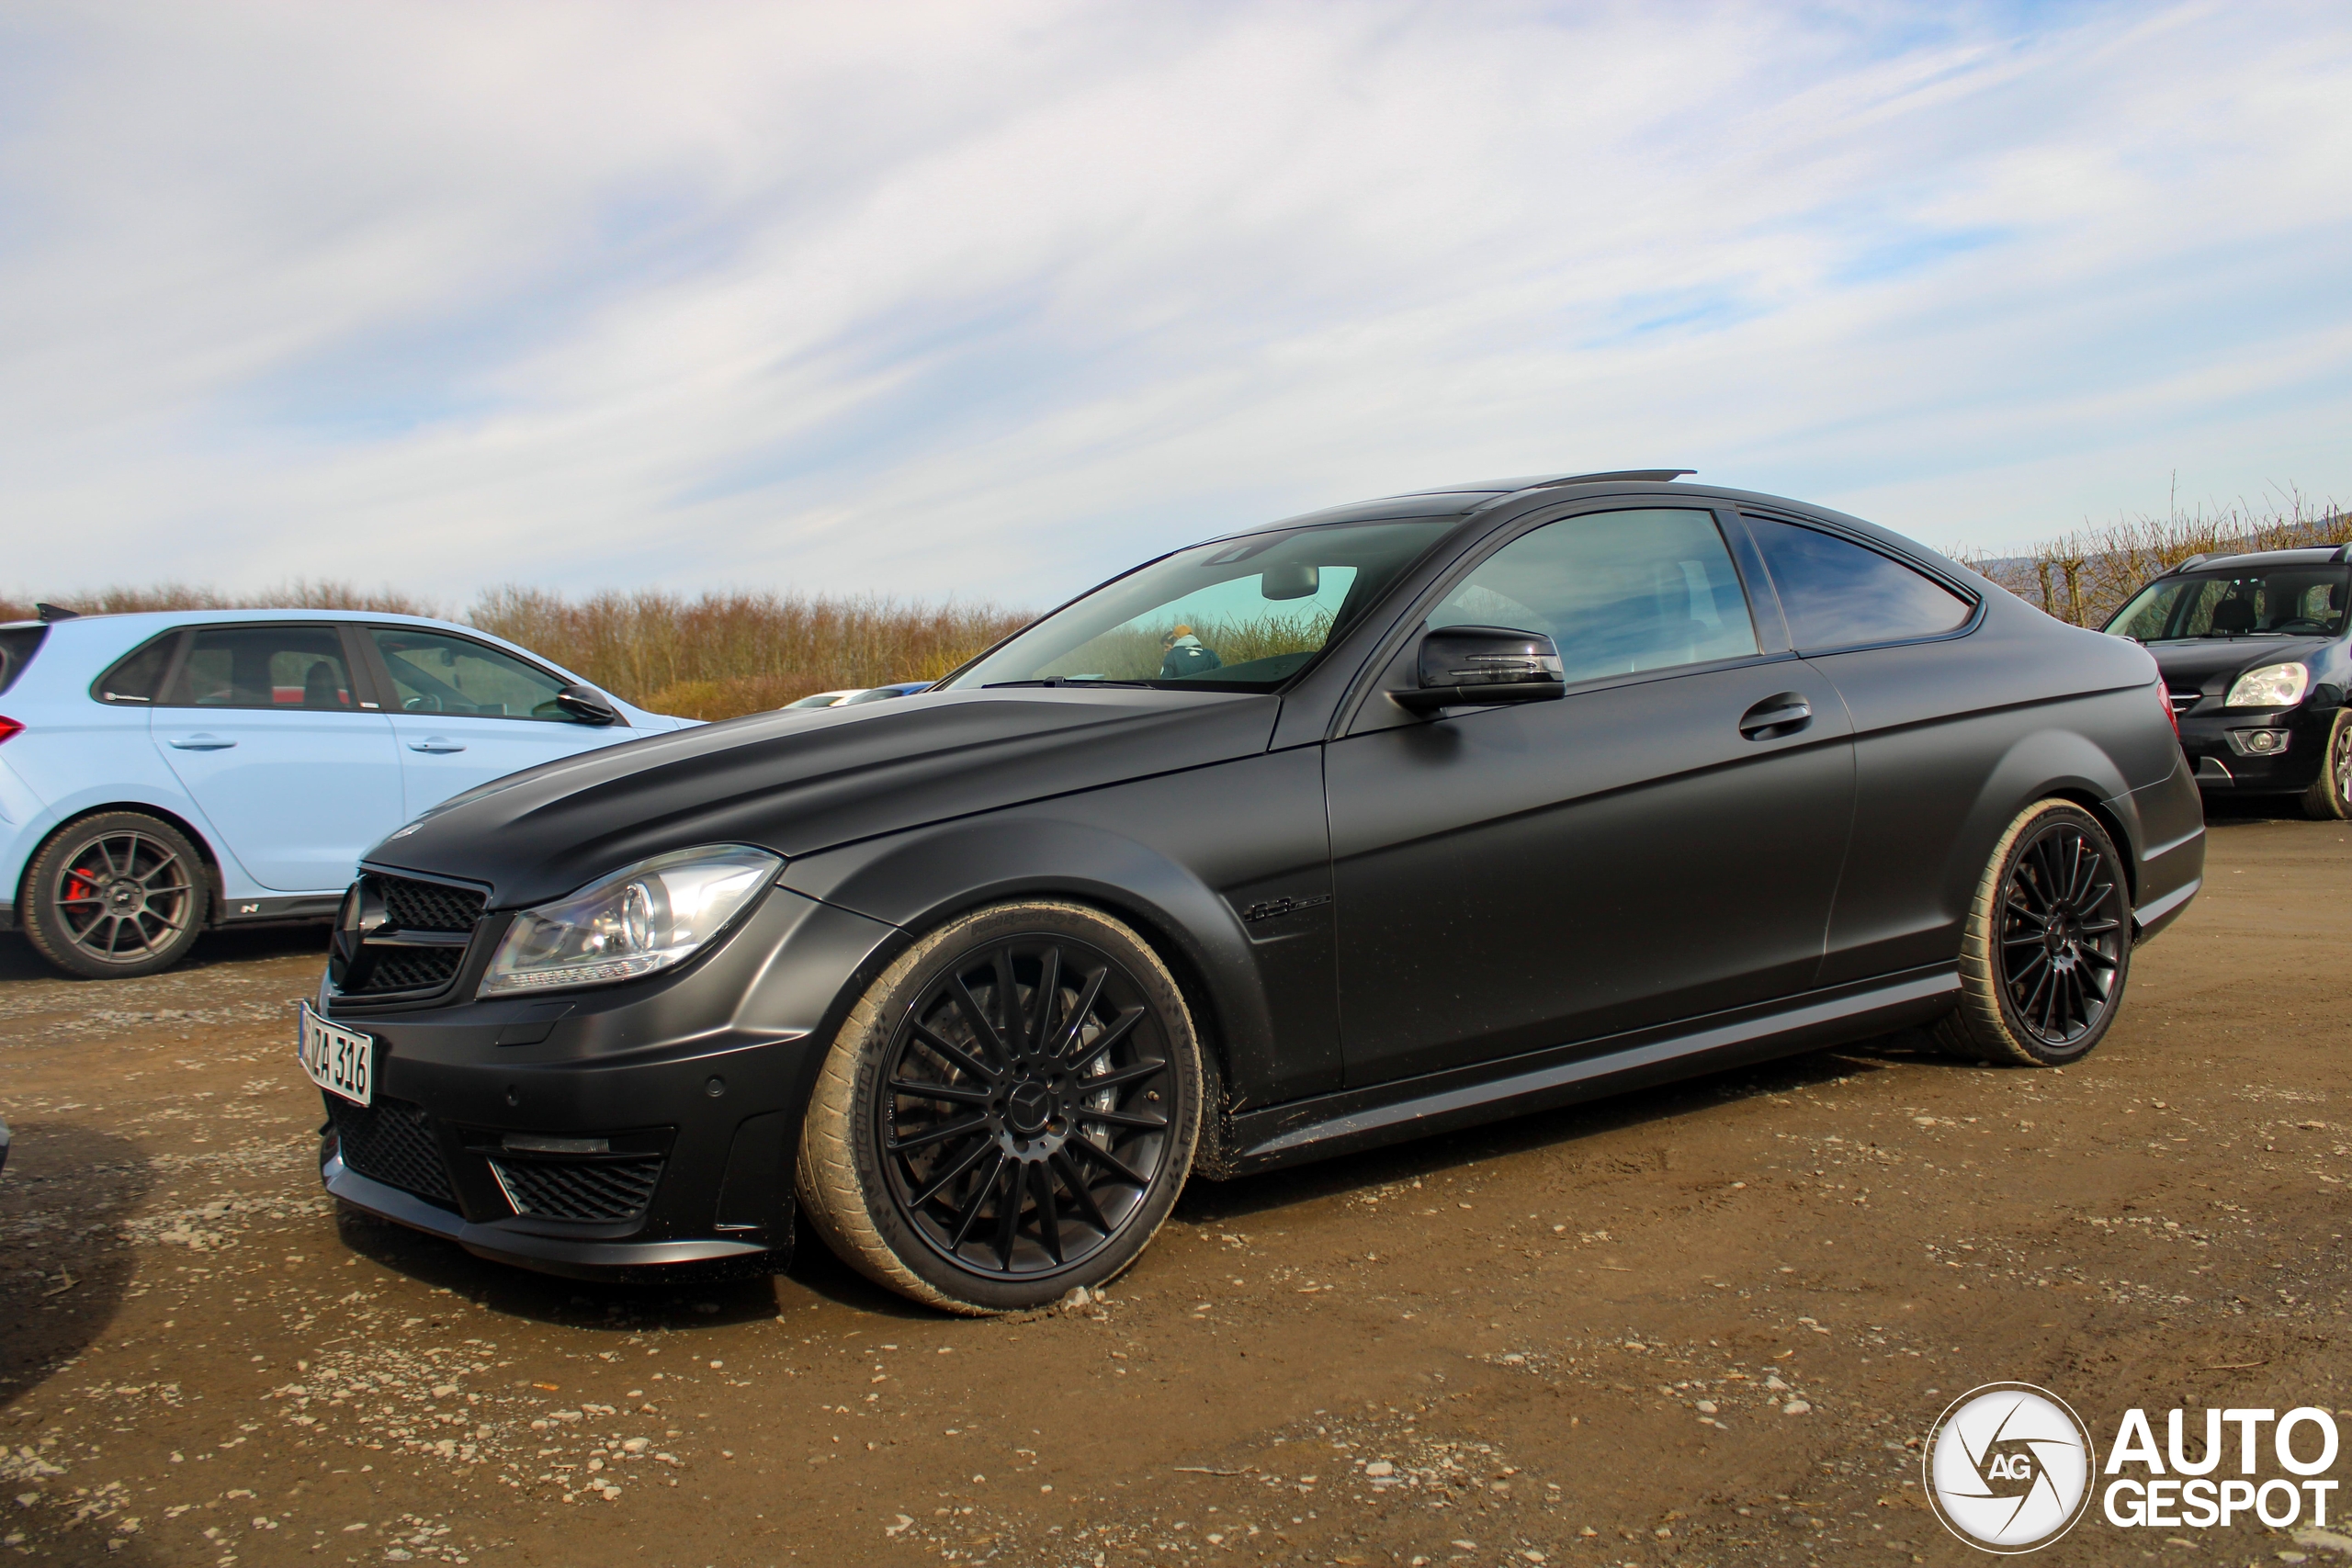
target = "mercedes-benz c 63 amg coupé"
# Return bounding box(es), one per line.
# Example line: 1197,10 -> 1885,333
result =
303,471 -> 2203,1313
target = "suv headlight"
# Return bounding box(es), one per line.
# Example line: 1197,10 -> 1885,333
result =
2225,661 -> 2309,708
479,845 -> 782,997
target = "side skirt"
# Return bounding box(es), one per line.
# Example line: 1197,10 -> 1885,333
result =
1218,965 -> 1960,1176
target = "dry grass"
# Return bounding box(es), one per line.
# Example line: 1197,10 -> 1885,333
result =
0,582 -> 1025,719
11,480 -> 2345,717
1953,485 -> 2350,627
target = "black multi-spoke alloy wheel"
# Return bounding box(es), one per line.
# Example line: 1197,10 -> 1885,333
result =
2301,710 -> 2352,820
21,811 -> 209,979
1934,799 -> 2131,1066
797,901 -> 1203,1314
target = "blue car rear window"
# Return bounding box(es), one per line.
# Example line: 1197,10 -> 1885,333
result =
0,626 -> 48,697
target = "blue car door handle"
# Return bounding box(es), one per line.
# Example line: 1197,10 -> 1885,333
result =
166,734 -> 236,750
408,738 -> 467,753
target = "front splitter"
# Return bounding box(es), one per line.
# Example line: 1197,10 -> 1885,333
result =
322,1153 -> 769,1280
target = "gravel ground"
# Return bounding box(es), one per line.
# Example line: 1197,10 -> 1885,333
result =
2,806 -> 2346,1567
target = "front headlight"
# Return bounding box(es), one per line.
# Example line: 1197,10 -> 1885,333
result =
479,845 -> 782,997
2225,661 -> 2309,708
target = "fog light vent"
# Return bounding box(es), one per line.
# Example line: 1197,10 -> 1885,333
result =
2225,728 -> 2291,756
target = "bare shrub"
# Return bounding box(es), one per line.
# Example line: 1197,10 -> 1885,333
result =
1952,484 -> 2349,627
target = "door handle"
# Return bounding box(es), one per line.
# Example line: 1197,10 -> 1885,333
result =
1737,695 -> 1812,739
408,738 -> 467,753
166,734 -> 236,750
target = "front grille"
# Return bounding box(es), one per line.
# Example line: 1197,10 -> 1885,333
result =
361,949 -> 463,993
489,1156 -> 665,1223
329,1096 -> 456,1207
337,872 -> 485,998
2169,690 -> 2201,714
378,875 -> 486,933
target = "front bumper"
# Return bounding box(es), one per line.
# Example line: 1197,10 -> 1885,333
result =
2177,705 -> 2332,793
312,883 -> 898,1278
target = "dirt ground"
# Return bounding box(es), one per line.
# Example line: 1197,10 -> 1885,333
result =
3,805 -> 2347,1568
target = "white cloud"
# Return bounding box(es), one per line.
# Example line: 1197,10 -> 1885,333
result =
2,0 -> 2348,606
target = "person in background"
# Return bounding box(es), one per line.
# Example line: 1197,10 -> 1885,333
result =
1158,625 -> 1222,680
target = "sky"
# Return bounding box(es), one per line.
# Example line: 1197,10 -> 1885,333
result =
4,1 -> 2350,611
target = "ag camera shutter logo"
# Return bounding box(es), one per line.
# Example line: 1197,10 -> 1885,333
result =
1925,1382 -> 2096,1552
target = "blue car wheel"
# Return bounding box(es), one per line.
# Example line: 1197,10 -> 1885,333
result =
21,810 -> 209,979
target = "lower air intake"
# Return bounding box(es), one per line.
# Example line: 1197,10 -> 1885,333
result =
329,1097 -> 456,1207
489,1156 -> 664,1224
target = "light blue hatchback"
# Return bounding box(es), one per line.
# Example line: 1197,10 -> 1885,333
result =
0,608 -> 687,977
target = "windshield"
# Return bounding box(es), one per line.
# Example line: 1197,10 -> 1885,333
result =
2105,567 -> 2351,640
944,520 -> 1459,692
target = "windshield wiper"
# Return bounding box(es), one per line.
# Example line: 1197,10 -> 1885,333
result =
981,678 -> 1156,689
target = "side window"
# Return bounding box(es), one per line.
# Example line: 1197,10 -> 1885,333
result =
1430,508 -> 1759,684
93,631 -> 177,704
370,628 -> 571,721
163,625 -> 357,711
1745,516 -> 1973,650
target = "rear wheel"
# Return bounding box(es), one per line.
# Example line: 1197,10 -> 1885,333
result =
1932,800 -> 2131,1067
797,901 -> 1203,1314
20,812 -> 209,979
2300,711 -> 2352,820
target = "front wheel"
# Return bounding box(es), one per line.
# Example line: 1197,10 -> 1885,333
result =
796,901 -> 1203,1314
2300,711 -> 2352,820
1932,799 -> 2132,1067
20,811 -> 209,979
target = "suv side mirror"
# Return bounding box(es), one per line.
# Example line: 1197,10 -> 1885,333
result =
1392,626 -> 1566,713
554,683 -> 621,726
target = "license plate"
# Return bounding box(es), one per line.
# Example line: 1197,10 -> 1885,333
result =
299,1002 -> 375,1107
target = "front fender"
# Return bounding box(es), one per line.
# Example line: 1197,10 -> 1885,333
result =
782,749 -> 1340,1109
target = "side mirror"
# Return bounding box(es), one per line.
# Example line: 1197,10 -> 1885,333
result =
1393,626 -> 1566,714
554,683 -> 621,726
1261,562 -> 1320,601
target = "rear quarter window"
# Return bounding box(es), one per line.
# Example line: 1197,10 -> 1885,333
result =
93,631 -> 182,705
0,626 -> 48,696
1744,515 -> 1974,651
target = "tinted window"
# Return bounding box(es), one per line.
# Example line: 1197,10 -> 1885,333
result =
371,628 -> 571,720
1745,516 -> 1972,650
164,625 -> 356,710
92,631 -> 175,704
1430,508 -> 1758,684
0,626 -> 49,697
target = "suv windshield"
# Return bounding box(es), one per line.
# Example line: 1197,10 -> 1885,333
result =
2105,566 -> 2352,641
944,520 -> 1458,692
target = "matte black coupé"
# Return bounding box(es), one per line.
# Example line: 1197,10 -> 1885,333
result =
306,472 -> 2203,1313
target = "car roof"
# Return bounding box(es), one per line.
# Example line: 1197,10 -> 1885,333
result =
0,606 -> 472,634
1222,470 -> 1702,536
2169,547 -> 2346,573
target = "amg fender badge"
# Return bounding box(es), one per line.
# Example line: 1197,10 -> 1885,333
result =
1241,893 -> 1332,924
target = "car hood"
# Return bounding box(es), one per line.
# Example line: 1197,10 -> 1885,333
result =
2143,636 -> 2331,695
364,688 -> 1281,909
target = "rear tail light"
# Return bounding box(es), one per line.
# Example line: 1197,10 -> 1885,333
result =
2158,685 -> 2178,741
0,716 -> 20,744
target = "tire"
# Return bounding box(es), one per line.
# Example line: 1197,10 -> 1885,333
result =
2300,711 -> 2352,819
19,811 -> 209,980
1931,799 -> 2132,1067
797,900 -> 1203,1314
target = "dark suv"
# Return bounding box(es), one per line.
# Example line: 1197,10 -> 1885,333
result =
2105,546 -> 2352,817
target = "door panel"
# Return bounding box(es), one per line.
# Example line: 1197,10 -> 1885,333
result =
150,623 -> 403,891
1328,659 -> 1854,1086
364,626 -> 640,818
